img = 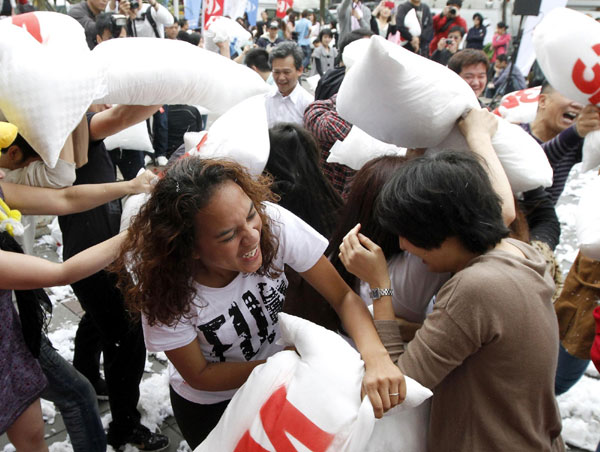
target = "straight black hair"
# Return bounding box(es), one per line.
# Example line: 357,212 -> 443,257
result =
376,151 -> 509,254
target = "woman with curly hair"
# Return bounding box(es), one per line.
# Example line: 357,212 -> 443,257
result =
114,157 -> 404,448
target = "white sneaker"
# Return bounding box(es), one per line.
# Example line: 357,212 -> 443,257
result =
144,155 -> 153,166
156,156 -> 168,167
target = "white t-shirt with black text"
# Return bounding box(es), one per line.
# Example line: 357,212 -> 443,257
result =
142,202 -> 328,404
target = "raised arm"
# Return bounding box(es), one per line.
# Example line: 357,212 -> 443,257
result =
0,169 -> 155,216
458,109 -> 516,226
89,104 -> 161,141
1,231 -> 126,290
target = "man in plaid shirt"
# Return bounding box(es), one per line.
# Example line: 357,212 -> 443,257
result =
304,94 -> 355,198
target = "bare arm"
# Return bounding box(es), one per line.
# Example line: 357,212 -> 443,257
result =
165,339 -> 265,391
89,105 -> 161,141
1,231 -> 126,290
458,109 -> 516,226
300,255 -> 405,418
0,170 -> 156,215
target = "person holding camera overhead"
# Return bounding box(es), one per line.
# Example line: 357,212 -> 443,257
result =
429,0 -> 466,56
108,0 -> 173,38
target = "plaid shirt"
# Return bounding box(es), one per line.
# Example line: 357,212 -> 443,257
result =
303,94 -> 355,197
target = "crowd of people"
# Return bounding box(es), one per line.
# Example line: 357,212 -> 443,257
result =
1,0 -> 600,451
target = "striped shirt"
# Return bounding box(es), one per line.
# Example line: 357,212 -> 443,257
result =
520,123 -> 583,204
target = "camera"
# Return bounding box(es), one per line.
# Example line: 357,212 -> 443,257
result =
130,0 -> 139,9
448,7 -> 457,15
445,38 -> 453,45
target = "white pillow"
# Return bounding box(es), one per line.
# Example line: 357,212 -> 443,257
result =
533,8 -> 600,107
104,119 -> 154,153
120,192 -> 151,233
576,176 -> 600,260
205,15 -> 251,45
0,13 -> 103,168
581,131 -> 600,173
404,8 -> 421,38
430,117 -> 553,193
184,95 -> 269,177
195,313 -> 432,452
93,38 -> 269,115
493,86 -> 541,124
337,36 -> 479,148
327,126 -> 406,171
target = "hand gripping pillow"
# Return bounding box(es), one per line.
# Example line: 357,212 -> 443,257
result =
576,176 -> 600,260
430,115 -> 553,193
184,95 -> 269,177
492,86 -> 541,124
0,13 -> 104,168
93,38 -> 269,115
337,35 -> 479,148
327,126 -> 406,171
533,8 -> 600,107
104,119 -> 154,153
196,313 -> 432,452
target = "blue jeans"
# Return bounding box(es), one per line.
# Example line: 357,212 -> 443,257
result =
39,335 -> 106,452
555,343 -> 589,395
300,44 -> 311,71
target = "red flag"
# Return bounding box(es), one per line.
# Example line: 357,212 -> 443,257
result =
204,0 -> 225,30
276,0 -> 293,19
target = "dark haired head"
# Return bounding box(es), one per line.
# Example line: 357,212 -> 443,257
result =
448,25 -> 465,37
301,9 -> 310,17
244,48 -> 271,72
0,133 -> 38,162
447,0 -> 462,7
327,156 -> 408,289
448,48 -> 489,74
497,21 -> 507,29
267,124 -> 342,237
472,12 -> 484,23
177,30 -> 201,45
269,41 -> 304,70
318,28 -> 333,41
376,151 -> 509,254
113,157 -> 280,326
496,53 -> 508,63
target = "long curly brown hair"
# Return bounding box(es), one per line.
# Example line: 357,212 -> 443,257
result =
113,157 -> 280,327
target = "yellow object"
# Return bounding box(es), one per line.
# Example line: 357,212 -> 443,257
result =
0,197 -> 22,237
0,121 -> 18,149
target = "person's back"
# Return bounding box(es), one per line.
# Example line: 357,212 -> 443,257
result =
400,243 -> 563,451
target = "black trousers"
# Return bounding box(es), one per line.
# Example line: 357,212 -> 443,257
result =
169,386 -> 230,449
71,270 -> 146,434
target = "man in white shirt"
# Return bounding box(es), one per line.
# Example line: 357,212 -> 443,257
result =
265,42 -> 314,127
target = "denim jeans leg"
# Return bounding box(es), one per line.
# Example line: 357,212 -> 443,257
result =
555,343 -> 590,396
39,335 -> 106,452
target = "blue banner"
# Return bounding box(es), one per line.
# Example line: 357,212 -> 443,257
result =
185,0 -> 202,29
245,0 -> 258,26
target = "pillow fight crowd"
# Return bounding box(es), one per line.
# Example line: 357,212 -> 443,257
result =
1,0 -> 600,450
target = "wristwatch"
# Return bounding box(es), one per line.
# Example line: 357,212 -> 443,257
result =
370,287 -> 394,300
